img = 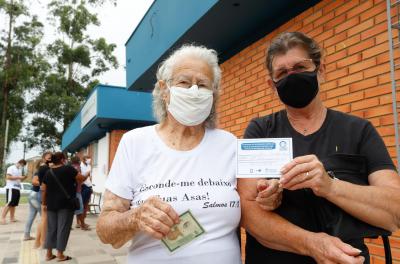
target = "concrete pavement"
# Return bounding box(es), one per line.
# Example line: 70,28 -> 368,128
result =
0,204 -> 129,264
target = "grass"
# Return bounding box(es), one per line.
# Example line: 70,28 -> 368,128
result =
0,195 -> 28,207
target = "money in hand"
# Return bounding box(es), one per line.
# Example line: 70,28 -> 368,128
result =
161,210 -> 205,253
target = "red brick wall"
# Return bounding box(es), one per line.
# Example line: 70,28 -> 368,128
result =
108,130 -> 128,170
217,0 -> 400,262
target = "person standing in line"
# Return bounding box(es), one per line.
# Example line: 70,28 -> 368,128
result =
70,156 -> 89,231
23,160 -> 42,241
34,151 -> 52,248
79,155 -> 92,229
42,152 -> 80,262
1,159 -> 27,224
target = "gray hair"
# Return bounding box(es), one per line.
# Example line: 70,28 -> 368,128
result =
266,32 -> 322,75
152,44 -> 221,128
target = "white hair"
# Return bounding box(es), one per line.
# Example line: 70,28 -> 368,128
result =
152,44 -> 221,128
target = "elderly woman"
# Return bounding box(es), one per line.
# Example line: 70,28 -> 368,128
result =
96,45 -> 241,263
239,31 -> 400,264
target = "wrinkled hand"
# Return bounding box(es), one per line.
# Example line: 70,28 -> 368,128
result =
280,155 -> 333,197
307,233 -> 364,264
133,196 -> 179,240
255,179 -> 283,211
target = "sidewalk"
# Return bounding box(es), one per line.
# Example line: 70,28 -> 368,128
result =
0,204 -> 128,264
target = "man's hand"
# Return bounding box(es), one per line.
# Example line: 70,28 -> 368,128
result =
133,196 -> 180,239
255,179 -> 283,211
305,233 -> 364,264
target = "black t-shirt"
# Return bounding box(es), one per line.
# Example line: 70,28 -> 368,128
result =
244,109 -> 396,264
37,164 -> 50,186
32,171 -> 40,192
43,165 -> 77,211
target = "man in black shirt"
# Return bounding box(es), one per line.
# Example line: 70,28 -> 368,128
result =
239,32 -> 400,264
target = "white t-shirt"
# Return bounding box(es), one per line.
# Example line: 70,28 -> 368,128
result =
5,164 -> 22,190
105,125 -> 241,264
81,162 -> 92,187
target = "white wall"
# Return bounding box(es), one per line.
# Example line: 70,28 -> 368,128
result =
91,132 -> 110,193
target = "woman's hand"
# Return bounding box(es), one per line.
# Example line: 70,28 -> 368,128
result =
279,154 -> 333,197
133,196 -> 180,240
306,232 -> 364,264
32,175 -> 40,186
255,179 -> 283,211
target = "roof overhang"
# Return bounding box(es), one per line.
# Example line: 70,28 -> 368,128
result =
61,85 -> 155,152
126,0 -> 322,91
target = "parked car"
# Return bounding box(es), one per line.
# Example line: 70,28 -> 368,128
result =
20,183 -> 32,194
0,183 -> 33,195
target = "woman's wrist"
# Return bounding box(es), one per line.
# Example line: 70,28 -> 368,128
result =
127,208 -> 140,232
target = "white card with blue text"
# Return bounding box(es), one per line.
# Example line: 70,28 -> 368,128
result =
236,138 -> 293,178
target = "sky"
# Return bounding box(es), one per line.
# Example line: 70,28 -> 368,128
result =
4,0 -> 154,163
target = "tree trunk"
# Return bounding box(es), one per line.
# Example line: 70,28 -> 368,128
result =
64,40 -> 74,133
0,0 -> 14,172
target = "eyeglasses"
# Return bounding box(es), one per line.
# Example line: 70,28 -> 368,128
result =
167,75 -> 214,91
272,58 -> 316,82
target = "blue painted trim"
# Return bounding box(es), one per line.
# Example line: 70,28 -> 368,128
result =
125,0 -> 321,91
61,84 -> 155,151
125,0 -> 218,90
62,111 -> 82,151
97,86 -> 154,122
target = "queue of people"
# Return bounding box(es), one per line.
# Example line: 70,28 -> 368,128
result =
2,150 -> 92,262
97,32 -> 400,264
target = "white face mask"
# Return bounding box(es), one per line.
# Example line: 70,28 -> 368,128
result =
167,84 -> 213,126
86,159 -> 91,164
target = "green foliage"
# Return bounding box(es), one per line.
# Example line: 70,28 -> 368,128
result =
0,0 -> 48,172
27,0 -> 118,150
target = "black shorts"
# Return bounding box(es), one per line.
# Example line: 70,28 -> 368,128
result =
81,185 -> 92,205
6,189 -> 20,207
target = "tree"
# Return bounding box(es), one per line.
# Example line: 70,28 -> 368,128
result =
28,0 -> 118,150
0,0 -> 48,171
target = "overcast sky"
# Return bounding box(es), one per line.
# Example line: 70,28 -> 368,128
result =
4,0 -> 154,163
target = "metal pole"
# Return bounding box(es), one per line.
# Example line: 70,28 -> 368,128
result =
2,119 -> 9,170
22,141 -> 26,175
386,0 -> 400,171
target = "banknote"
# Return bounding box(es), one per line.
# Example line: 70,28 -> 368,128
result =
161,210 -> 205,253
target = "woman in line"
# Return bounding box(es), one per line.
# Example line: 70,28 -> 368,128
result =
34,151 -> 52,248
23,160 -> 42,241
42,152 -> 84,261
97,45 -> 242,263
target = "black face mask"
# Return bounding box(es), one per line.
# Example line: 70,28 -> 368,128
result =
274,70 -> 319,108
